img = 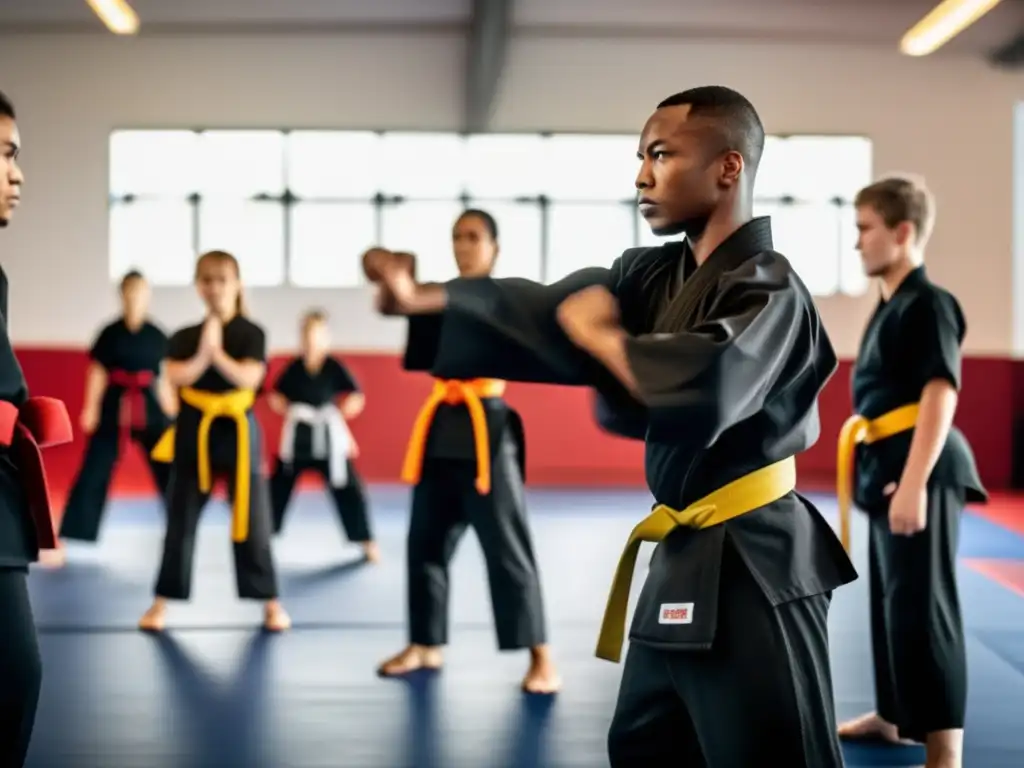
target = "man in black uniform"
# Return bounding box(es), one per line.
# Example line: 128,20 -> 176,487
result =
365,86 -> 856,766
838,176 -> 984,768
0,89 -> 74,766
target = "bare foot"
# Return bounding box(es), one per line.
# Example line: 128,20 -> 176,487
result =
522,645 -> 561,694
139,600 -> 167,632
37,547 -> 67,569
838,712 -> 914,744
264,601 -> 291,632
361,541 -> 381,564
377,644 -> 443,677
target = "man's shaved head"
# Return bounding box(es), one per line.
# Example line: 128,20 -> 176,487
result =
635,85 -> 764,237
656,86 -> 765,177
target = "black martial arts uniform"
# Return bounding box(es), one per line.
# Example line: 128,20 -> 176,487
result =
851,265 -> 986,743
400,323 -> 546,653
151,316 -> 278,602
269,356 -> 373,542
0,265 -> 73,767
60,318 -> 172,542
403,217 -> 857,766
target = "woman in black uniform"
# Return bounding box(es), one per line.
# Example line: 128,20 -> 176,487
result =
47,270 -> 175,565
375,209 -> 560,694
139,250 -> 289,632
268,308 -> 379,561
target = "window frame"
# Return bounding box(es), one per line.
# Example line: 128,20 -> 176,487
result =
107,128 -> 871,296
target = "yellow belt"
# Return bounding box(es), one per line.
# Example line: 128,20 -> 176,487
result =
595,456 -> 797,664
836,403 -> 919,551
150,387 -> 257,542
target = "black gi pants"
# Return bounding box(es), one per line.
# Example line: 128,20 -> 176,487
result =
868,484 -> 966,742
269,457 -> 373,542
607,538 -> 845,767
60,427 -> 171,542
407,442 -> 546,650
0,567 -> 42,768
154,458 -> 278,601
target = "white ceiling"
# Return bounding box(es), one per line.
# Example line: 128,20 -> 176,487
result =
0,0 -> 1020,54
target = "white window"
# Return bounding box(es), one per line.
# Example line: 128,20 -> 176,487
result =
464,201 -> 544,282
289,202 -> 378,288
198,199 -> 285,287
546,202 -> 636,282
464,134 -> 548,198
286,131 -> 380,199
838,202 -> 868,295
109,199 -> 195,285
380,199 -> 466,284
377,133 -> 466,199
755,200 -> 841,296
755,135 -> 872,295
196,131 -> 285,197
107,131 -> 872,296
542,134 -> 640,201
109,130 -> 198,198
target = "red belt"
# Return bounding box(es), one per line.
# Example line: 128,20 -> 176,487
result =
108,369 -> 153,432
0,398 -> 73,550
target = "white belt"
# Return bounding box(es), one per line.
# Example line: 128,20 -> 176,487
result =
279,402 -> 352,487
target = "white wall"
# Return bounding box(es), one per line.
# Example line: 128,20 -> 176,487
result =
0,32 -> 1019,356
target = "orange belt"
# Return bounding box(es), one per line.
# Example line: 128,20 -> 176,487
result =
401,378 -> 506,494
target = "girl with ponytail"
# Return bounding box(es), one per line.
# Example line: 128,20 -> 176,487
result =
139,250 -> 290,632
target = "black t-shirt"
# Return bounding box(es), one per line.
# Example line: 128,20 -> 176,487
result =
0,266 -> 34,565
166,315 -> 267,470
852,266 -> 986,508
89,318 -> 169,434
273,356 -> 358,458
274,357 -> 359,406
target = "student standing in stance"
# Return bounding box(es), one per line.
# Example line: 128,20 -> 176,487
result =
47,270 -> 176,565
365,88 -> 856,766
837,176 -> 984,768
0,90 -> 74,766
139,250 -> 289,632
268,309 -> 379,562
375,209 -> 560,695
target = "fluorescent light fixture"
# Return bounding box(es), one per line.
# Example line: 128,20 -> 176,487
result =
85,0 -> 140,35
900,0 -> 1003,56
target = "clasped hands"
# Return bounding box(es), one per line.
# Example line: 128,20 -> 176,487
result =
361,247 -> 622,351
198,314 -> 224,361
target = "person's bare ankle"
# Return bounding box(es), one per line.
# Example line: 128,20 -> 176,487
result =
139,599 -> 167,631
378,644 -> 443,677
361,541 -> 381,563
522,645 -> 561,694
925,729 -> 963,768
264,600 -> 291,631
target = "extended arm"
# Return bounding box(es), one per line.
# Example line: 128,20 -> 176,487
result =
587,264 -> 808,446
404,266 -> 619,385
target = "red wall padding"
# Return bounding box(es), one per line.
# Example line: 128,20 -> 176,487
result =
13,349 -> 1018,499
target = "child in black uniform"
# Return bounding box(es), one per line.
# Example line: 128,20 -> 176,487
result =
48,270 -> 175,564
268,309 -> 378,562
139,250 -> 289,632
